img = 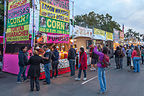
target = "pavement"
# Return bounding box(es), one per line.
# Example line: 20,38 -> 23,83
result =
0,57 -> 144,96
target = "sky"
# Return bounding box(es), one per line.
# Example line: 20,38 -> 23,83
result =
70,0 -> 144,34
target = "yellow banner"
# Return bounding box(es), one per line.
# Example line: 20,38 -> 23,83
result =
106,32 -> 113,40
6,25 -> 29,41
40,1 -> 70,23
94,28 -> 105,37
8,0 -> 30,10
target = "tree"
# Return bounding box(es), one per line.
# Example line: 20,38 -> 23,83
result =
125,29 -> 140,41
74,11 -> 121,33
0,0 -> 4,36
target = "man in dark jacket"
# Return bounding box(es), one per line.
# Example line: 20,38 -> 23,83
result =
42,46 -> 51,85
51,46 -> 59,78
17,46 -> 28,83
68,45 -> 76,76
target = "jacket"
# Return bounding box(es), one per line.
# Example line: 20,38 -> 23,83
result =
132,50 -> 141,58
68,48 -> 76,60
127,49 -> 132,57
94,46 -> 104,67
114,49 -> 123,58
79,52 -> 87,70
43,50 -> 52,64
18,51 -> 28,66
28,55 -> 44,77
51,49 -> 59,62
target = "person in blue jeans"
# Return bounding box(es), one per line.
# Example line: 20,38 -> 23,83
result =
132,46 -> 141,72
42,46 -> 52,85
68,45 -> 76,76
94,46 -> 109,94
17,46 -> 28,83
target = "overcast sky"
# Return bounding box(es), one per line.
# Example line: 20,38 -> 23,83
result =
70,0 -> 144,34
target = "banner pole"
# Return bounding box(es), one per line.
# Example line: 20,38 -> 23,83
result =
3,0 -> 7,64
32,0 -> 35,54
72,1 -> 74,45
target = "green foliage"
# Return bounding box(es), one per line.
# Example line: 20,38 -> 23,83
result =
74,11 -> 121,33
125,29 -> 141,41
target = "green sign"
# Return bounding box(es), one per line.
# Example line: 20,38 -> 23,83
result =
7,13 -> 30,28
39,16 -> 69,34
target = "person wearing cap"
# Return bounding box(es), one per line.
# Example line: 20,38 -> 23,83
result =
42,46 -> 52,85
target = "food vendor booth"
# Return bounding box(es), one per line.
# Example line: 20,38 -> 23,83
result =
3,0 -> 71,79
106,32 -> 113,49
93,28 -> 106,47
72,25 -> 93,52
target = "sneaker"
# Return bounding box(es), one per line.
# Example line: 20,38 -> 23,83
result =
83,78 -> 87,81
75,78 -> 81,81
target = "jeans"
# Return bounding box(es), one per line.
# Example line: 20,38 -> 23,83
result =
17,66 -> 27,82
44,63 -> 51,84
98,67 -> 106,92
30,77 -> 40,90
69,59 -> 75,76
133,57 -> 141,72
78,70 -> 86,78
52,61 -> 59,78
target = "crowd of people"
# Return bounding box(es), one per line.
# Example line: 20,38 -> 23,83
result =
16,44 -> 144,94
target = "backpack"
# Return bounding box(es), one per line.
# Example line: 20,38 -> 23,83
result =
101,54 -> 110,68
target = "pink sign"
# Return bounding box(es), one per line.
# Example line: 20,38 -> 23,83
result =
47,33 -> 69,43
8,3 -> 30,19
3,54 -> 29,75
41,0 -> 69,10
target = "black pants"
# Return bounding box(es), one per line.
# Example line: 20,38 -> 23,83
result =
142,56 -> 144,64
127,57 -> 131,66
52,61 -> 59,78
30,77 -> 40,91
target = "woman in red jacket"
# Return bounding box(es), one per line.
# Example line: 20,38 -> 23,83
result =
132,46 -> 141,72
75,47 -> 87,81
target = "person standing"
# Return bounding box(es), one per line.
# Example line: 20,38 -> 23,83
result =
126,46 -> 132,66
89,45 -> 94,70
51,46 -> 59,78
42,46 -> 52,85
91,48 -> 99,71
27,50 -> 44,91
94,46 -> 109,94
141,46 -> 144,64
132,46 -> 141,72
119,47 -> 125,69
114,47 -> 121,69
68,45 -> 76,76
17,46 -> 28,83
75,47 -> 87,81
